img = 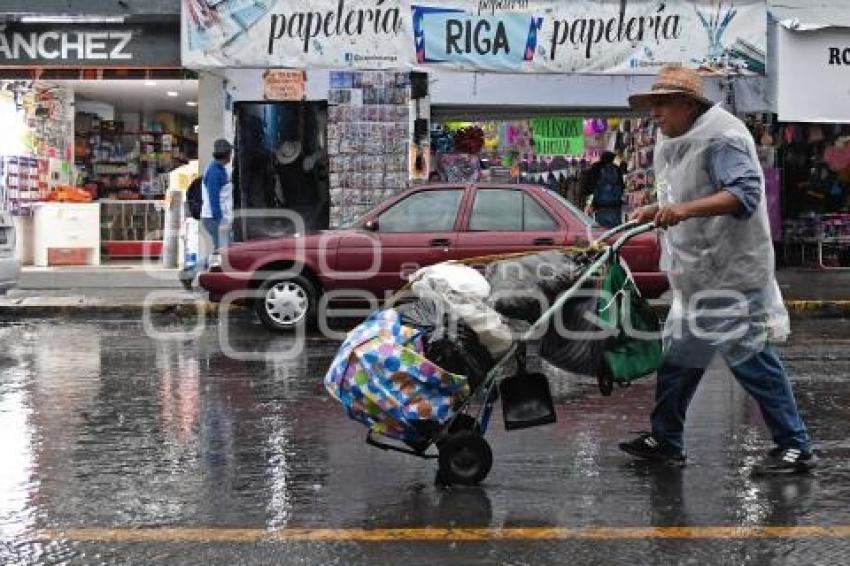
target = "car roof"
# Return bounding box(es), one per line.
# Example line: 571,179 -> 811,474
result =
412,183 -> 543,191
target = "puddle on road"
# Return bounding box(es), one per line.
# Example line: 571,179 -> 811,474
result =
0,320 -> 849,563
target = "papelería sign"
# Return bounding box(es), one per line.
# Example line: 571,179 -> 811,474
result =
182,0 -> 766,75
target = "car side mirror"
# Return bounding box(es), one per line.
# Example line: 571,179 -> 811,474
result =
364,219 -> 379,232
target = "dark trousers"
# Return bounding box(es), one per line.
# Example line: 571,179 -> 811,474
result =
651,345 -> 812,455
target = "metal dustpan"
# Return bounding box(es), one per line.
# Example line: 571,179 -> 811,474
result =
499,368 -> 557,431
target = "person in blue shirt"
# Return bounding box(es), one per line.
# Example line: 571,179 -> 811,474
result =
201,139 -> 234,255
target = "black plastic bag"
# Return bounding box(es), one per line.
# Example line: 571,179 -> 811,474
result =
396,299 -> 494,391
485,250 -> 589,322
538,295 -> 609,376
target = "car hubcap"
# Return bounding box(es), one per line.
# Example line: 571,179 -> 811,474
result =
265,281 -> 308,325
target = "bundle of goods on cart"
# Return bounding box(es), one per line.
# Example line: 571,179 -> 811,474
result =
323,222 -> 664,485
324,262 -> 513,450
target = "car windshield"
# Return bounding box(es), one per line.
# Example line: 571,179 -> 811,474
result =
545,189 -> 600,227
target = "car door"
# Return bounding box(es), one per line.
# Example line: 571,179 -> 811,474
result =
332,188 -> 466,297
455,187 -> 567,259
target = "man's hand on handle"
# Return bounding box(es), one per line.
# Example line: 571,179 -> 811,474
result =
630,203 -> 691,228
631,191 -> 743,228
629,205 -> 659,225
653,204 -> 690,228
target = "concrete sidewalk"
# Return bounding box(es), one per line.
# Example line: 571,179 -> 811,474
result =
18,264 -> 185,290
0,267 -> 848,319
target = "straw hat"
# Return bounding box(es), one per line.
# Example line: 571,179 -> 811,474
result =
275,140 -> 302,165
628,66 -> 714,110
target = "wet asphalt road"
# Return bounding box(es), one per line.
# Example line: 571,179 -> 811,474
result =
1,315 -> 850,565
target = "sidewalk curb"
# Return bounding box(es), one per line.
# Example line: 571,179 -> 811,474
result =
785,300 -> 850,317
648,300 -> 850,319
0,302 -> 244,319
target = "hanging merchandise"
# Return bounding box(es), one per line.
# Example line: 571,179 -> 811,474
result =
591,119 -> 608,134
501,122 -> 533,154
825,141 -> 850,174
438,153 -> 480,183
45,186 -> 93,203
0,82 -> 74,215
452,126 -> 485,155
327,71 -> 411,228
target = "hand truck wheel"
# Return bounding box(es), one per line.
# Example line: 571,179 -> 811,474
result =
438,431 -> 493,486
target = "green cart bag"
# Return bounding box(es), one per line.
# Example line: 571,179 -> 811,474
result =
596,260 -> 663,396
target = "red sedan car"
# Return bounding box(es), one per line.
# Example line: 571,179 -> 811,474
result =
200,184 -> 668,331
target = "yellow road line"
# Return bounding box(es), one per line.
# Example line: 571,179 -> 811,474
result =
38,526 -> 850,544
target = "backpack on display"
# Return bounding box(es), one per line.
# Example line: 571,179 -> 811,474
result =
594,164 -> 624,208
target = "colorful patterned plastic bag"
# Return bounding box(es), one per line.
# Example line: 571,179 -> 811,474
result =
325,309 -> 471,443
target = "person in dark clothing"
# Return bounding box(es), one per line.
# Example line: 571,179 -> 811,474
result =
583,151 -> 625,228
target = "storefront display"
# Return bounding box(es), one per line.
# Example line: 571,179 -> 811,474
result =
75,111 -> 197,200
100,200 -> 166,259
0,79 -> 198,265
741,116 -> 850,268
327,71 -> 411,227
0,11 -> 192,267
430,116 -> 659,219
0,83 -> 74,215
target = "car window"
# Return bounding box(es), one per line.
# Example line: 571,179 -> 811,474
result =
377,190 -> 463,233
523,194 -> 558,231
546,189 -> 599,227
468,190 -> 558,231
469,190 -> 522,231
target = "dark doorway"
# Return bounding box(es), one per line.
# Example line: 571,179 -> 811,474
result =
232,101 -> 330,241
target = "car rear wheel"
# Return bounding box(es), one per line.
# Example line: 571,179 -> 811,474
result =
255,275 -> 317,331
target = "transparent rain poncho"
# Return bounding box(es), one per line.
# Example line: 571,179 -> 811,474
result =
653,104 -> 789,369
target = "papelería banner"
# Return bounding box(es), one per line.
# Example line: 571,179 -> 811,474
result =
182,0 -> 766,75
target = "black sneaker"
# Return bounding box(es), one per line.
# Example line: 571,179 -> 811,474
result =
619,433 -> 686,466
751,447 -> 816,477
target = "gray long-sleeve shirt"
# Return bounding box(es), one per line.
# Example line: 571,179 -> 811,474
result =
707,137 -> 762,219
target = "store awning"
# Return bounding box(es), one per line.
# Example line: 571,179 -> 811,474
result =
431,106 -> 640,122
770,1 -> 850,31
429,71 -> 771,116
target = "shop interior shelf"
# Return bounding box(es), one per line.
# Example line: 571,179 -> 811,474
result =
99,200 -> 165,257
